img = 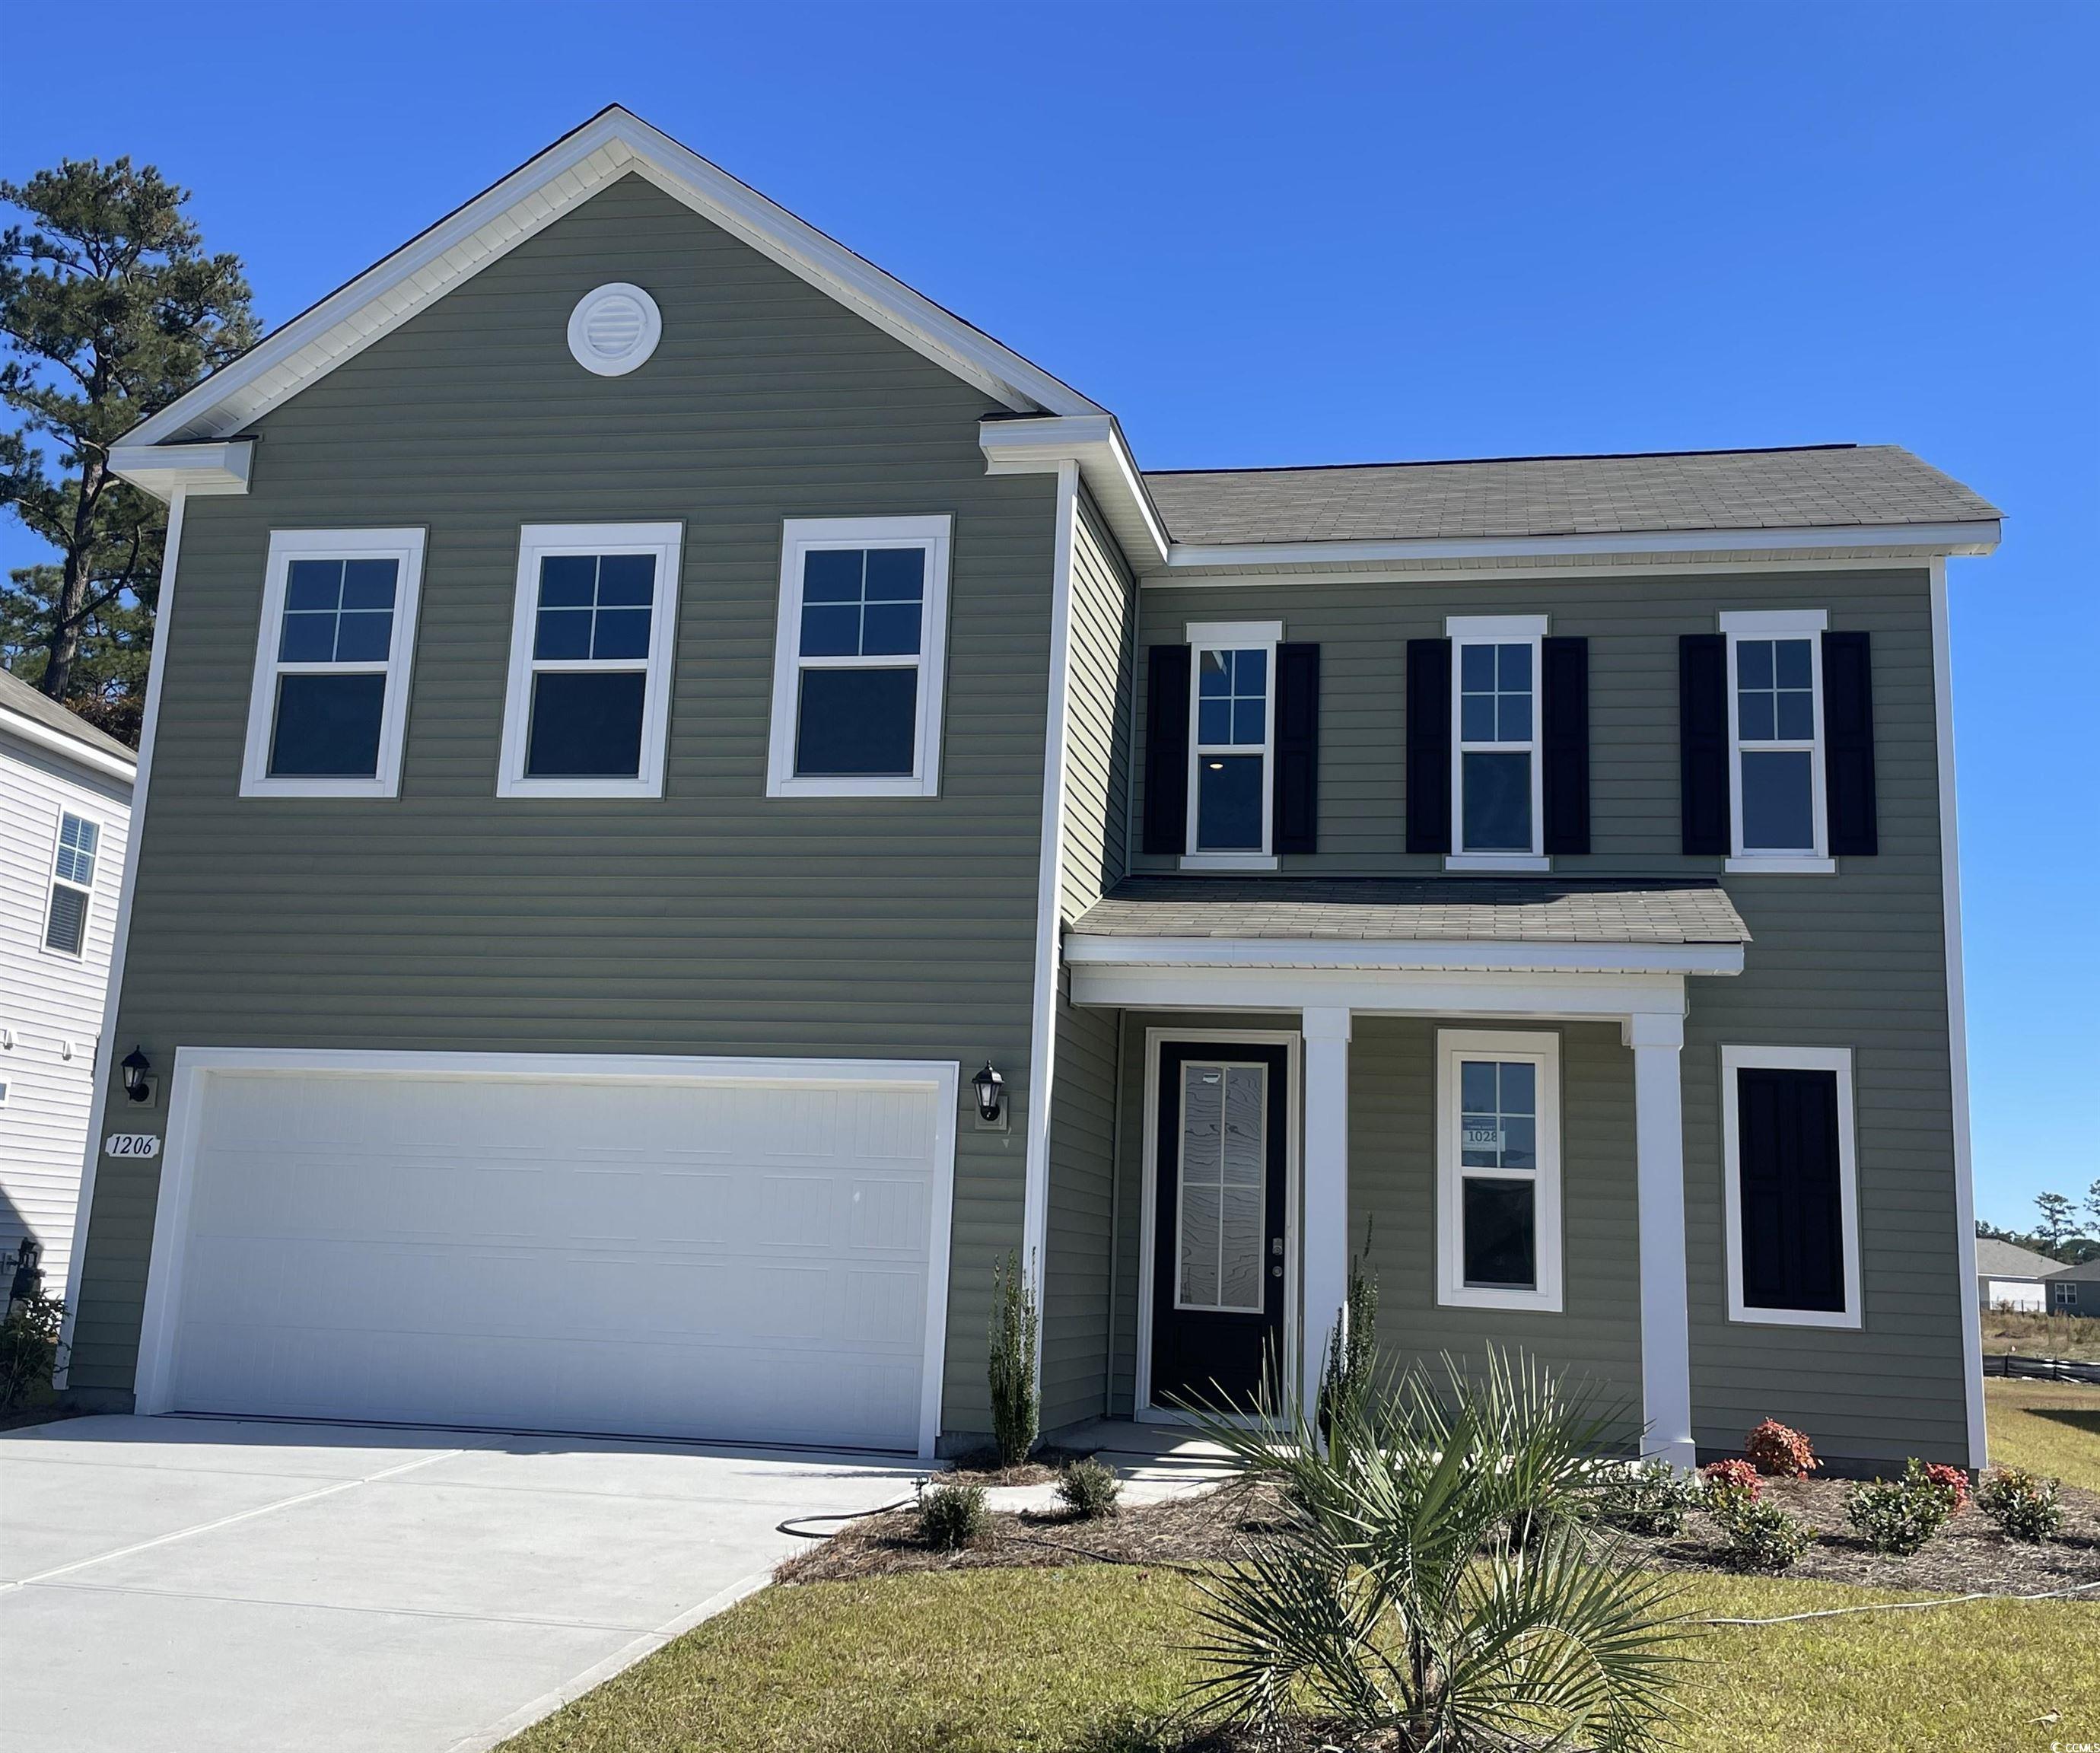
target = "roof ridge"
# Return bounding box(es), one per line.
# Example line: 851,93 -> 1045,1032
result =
1144,444 -> 1866,479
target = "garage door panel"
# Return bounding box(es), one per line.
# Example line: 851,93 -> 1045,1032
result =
161,1067 -> 943,1450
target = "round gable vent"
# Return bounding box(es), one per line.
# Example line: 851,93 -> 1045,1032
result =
567,283 -> 661,376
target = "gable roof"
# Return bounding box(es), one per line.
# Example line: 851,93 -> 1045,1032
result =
0,666 -> 138,779
123,106 -> 1101,451
1143,444 -> 2001,546
2044,1256 -> 2100,1283
1975,1236 -> 2065,1279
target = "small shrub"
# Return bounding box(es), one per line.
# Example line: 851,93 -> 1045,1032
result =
1921,1462 -> 1971,1513
0,1291 -> 65,1412
1744,1418 -> 1819,1478
1977,1466 -> 2062,1542
988,1250 -> 1040,1468
1056,1456 -> 1122,1520
917,1478 -> 988,1551
1316,1221 -> 1379,1443
1710,1492 -> 1815,1570
1600,1459 -> 1704,1537
1845,1459 -> 1961,1555
1700,1459 -> 1761,1506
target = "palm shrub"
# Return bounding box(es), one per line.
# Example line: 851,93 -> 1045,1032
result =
1179,1347 -> 1696,1750
987,1249 -> 1039,1468
1316,1220 -> 1379,1444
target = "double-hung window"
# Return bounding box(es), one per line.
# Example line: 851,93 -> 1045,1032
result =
241,529 -> 426,797
1447,615 -> 1547,870
768,516 -> 951,797
1184,620 -> 1280,869
1721,1044 -> 1860,1327
1721,609 -> 1831,873
498,523 -> 683,798
1437,1029 -> 1562,1311
43,810 -> 100,956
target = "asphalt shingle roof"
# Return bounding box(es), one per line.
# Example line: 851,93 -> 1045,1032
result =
1975,1237 -> 2064,1279
1142,444 -> 2000,546
0,666 -> 137,765
1069,877 -> 1749,946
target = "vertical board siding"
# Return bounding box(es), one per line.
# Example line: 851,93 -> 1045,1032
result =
1120,568 -> 1966,1463
73,175 -> 1059,1440
1041,488 -> 1138,1427
0,739 -> 132,1296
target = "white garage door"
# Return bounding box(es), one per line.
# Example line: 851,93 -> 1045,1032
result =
148,1058 -> 950,1453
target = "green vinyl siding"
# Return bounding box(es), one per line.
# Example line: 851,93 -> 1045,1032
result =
72,173 -> 1058,1441
1124,568 -> 1968,1465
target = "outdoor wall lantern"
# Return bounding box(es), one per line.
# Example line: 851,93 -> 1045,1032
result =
121,1046 -> 153,1104
972,1062 -> 1006,1125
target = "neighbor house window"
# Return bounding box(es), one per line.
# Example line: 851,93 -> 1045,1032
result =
1437,1029 -> 1562,1311
43,810 -> 100,956
2054,1281 -> 2078,1310
767,516 -> 951,797
240,528 -> 427,797
1447,616 -> 1547,870
498,523 -> 683,798
1720,609 -> 1831,873
1721,1044 -> 1861,1328
1184,619 -> 1281,868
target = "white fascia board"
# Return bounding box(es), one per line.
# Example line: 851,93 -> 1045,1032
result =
1071,962 -> 1691,1019
107,440 -> 253,503
123,107 -> 1099,451
0,708 -> 138,784
1157,519 -> 2002,574
979,415 -> 1171,570
1062,934 -> 1745,977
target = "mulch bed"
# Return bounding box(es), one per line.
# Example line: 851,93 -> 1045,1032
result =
779,1471 -> 2100,1597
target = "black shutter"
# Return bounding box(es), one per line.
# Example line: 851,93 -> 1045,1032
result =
1405,638 -> 1452,854
1272,642 -> 1319,856
1736,1067 -> 1846,1313
1679,633 -> 1730,856
1823,630 -> 1878,857
1142,644 -> 1192,855
1541,635 -> 1590,856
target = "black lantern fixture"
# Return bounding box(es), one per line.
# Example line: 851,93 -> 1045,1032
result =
121,1046 -> 153,1104
972,1062 -> 1005,1125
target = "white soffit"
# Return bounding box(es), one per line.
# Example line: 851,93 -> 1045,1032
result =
123,107 -> 1102,451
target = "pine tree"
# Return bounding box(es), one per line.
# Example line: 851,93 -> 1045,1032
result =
2034,1191 -> 2076,1249
2,158 -> 256,737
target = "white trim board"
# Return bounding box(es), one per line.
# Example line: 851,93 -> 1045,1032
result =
1718,1043 -> 1863,1331
132,1046 -> 959,1459
0,705 -> 138,784
119,107 -> 1098,463
1133,1027 -> 1301,1421
1071,962 -> 1698,1020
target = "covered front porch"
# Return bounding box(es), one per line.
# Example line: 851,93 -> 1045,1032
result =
1039,877 -> 1751,1468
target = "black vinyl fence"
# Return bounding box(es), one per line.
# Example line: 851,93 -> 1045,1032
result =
1984,1352 -> 2100,1386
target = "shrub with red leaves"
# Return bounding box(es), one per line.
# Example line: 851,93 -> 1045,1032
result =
1701,1459 -> 1761,1503
1744,1419 -> 1819,1478
1922,1462 -> 1971,1512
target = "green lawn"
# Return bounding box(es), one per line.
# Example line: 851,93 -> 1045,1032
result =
506,1386 -> 2100,1753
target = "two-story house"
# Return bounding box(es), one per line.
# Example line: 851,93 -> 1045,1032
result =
68,107 -> 1997,1469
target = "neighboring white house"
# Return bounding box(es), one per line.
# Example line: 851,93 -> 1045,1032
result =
0,667 -> 135,1303
1974,1236 -> 2061,1312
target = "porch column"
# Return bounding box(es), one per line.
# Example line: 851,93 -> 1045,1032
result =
1300,1007 -> 1352,1414
1626,1010 -> 1695,1470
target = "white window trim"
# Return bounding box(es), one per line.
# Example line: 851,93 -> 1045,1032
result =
1171,1055 -> 1272,1314
41,806 -> 104,962
498,522 -> 683,800
1720,1043 -> 1863,1329
1182,618 -> 1282,870
1436,1027 -> 1563,1312
1719,607 -> 1834,874
1446,614 -> 1548,873
240,527 -> 427,798
766,515 -> 952,799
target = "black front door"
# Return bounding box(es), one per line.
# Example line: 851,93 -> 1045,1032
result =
1150,1041 -> 1289,1409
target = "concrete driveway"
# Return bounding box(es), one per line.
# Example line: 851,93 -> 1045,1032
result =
0,1414 -> 928,1753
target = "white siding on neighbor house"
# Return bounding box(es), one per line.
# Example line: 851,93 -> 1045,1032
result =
0,730 -> 132,1300
1981,1278 -> 2044,1312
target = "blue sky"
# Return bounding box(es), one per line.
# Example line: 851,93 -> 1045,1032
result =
5,2 -> 2093,1230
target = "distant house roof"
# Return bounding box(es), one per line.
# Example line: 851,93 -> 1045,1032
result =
0,666 -> 138,773
2044,1257 -> 2100,1283
1975,1237 -> 2063,1280
1070,876 -> 1749,948
1141,444 -> 2000,546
